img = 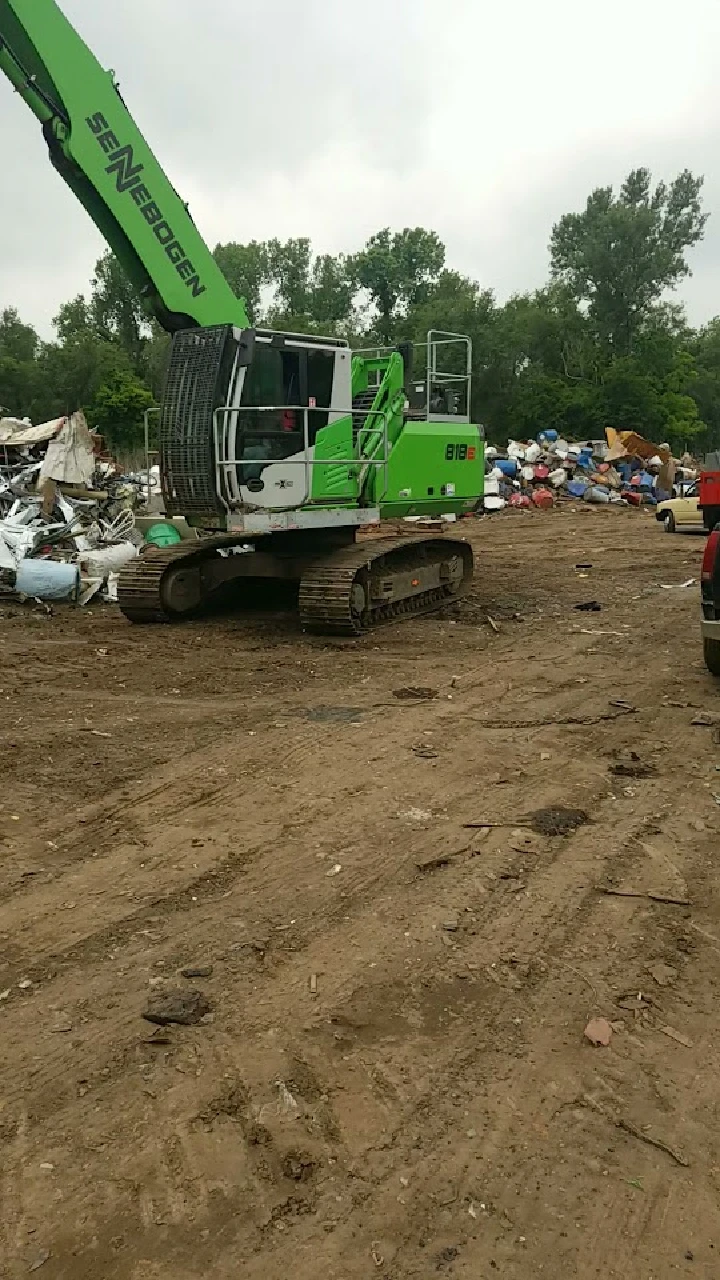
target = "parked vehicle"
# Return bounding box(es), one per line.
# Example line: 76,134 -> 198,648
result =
655,483 -> 703,533
699,453 -> 720,532
701,529 -> 720,675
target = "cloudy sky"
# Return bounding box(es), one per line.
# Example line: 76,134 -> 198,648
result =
1,0 -> 719,336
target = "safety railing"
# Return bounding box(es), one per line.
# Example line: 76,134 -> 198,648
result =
353,330 -> 472,423
143,406 -> 161,500
425,330 -> 472,423
212,403 -> 391,512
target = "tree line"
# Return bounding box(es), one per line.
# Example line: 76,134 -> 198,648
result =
2,166 -> 720,456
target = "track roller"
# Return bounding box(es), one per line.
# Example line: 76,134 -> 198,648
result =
299,535 -> 473,634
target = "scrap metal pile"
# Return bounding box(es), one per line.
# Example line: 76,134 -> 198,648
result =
0,411 -> 150,606
483,428 -> 690,512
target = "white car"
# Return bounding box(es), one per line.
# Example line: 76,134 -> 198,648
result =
655,482 -> 703,533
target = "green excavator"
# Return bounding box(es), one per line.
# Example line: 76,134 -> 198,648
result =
0,0 -> 484,633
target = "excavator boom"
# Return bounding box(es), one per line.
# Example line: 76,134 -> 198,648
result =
0,0 -> 248,333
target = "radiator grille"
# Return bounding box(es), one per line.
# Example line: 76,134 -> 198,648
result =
160,325 -> 233,525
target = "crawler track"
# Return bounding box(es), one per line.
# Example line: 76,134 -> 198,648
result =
117,535 -> 249,623
118,532 -> 473,633
298,535 -> 473,634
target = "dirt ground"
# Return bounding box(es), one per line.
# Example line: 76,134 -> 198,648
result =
1,503 -> 719,1280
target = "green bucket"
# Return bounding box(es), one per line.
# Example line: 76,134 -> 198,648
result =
145,521 -> 183,548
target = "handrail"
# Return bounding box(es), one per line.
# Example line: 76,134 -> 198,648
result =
143,406 -> 160,501
212,403 -> 390,512
353,330 -> 472,424
426,330 -> 472,422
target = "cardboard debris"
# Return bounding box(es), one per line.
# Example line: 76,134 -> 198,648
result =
0,416 -> 65,446
605,429 -> 671,464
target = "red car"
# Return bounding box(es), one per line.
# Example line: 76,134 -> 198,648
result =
701,529 -> 720,675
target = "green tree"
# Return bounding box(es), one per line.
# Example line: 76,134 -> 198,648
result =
214,239 -> 357,332
598,357 -> 666,436
355,227 -> 445,343
213,240 -> 270,321
658,348 -> 704,446
406,271 -> 494,342
309,253 -> 356,330
36,336 -> 128,421
91,368 -> 155,452
0,307 -> 41,416
53,294 -> 94,346
36,255 -> 158,429
688,318 -> 720,451
89,251 -> 150,371
0,307 -> 39,363
266,237 -> 313,317
550,168 -> 707,354
507,367 -> 572,437
591,348 -> 703,449
143,324 -> 171,401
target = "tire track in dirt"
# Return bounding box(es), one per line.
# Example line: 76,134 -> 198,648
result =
0,780 -> 688,1223
0,681 -> 683,1097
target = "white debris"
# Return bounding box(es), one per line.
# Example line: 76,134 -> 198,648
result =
79,542 -> 138,579
398,807 -> 433,823
276,1080 -> 300,1114
0,416 -> 62,446
38,411 -> 95,487
0,405 -> 150,608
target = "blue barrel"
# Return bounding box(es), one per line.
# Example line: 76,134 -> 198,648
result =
495,458 -> 518,477
538,429 -> 558,443
15,559 -> 80,602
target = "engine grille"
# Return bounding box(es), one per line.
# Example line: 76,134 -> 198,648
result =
160,325 -> 234,525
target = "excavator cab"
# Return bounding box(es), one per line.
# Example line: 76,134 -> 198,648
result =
228,332 -> 346,490
162,327 -> 478,529
160,325 -> 354,527
160,326 -> 480,529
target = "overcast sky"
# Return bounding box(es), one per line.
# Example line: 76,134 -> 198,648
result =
1,0 -> 719,337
